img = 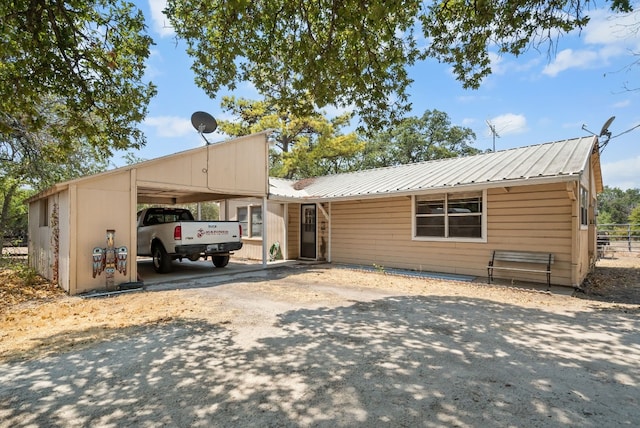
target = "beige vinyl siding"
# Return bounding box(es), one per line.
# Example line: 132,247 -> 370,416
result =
28,196 -> 54,281
226,198 -> 260,260
225,199 -> 286,261
487,183 -> 573,285
135,133 -> 268,198
318,203 -> 330,261
330,183 -> 575,286
74,171 -> 136,294
266,202 -> 286,260
287,204 -> 300,260
57,190 -> 71,292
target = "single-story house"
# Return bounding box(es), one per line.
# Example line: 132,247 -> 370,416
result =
28,133 -> 603,294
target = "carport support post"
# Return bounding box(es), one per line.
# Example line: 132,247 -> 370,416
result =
262,196 -> 268,268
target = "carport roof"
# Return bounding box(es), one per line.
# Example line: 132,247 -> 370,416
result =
27,131 -> 272,204
269,136 -> 602,201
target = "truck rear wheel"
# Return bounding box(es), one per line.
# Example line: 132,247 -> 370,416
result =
152,244 -> 172,273
212,255 -> 230,268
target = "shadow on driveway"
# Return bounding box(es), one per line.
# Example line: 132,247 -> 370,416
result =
1,294 -> 637,427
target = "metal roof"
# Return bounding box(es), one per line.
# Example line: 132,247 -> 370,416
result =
269,136 -> 600,201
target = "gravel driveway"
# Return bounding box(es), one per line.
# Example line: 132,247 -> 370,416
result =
1,265 -> 638,427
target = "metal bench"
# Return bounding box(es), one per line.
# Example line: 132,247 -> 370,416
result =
487,250 -> 554,290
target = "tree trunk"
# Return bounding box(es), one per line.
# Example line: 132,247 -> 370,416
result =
0,182 -> 19,256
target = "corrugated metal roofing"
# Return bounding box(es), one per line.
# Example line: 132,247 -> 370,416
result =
269,136 -> 598,201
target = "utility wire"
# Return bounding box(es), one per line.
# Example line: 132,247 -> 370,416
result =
611,123 -> 640,139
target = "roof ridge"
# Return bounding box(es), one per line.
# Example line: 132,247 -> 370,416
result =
275,136 -> 590,180
268,136 -> 597,200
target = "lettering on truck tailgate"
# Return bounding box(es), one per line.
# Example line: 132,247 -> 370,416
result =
196,229 -> 230,238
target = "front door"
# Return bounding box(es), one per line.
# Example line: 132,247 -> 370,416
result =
300,204 -> 316,259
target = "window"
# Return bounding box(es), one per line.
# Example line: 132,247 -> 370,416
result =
580,186 -> 589,227
39,199 -> 49,227
237,205 -> 262,238
237,207 -> 248,237
251,206 -> 263,237
415,192 -> 483,239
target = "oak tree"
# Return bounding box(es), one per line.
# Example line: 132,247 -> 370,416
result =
165,0 -> 633,130
1,0 -> 156,159
1,0 -> 155,246
359,109 -> 479,169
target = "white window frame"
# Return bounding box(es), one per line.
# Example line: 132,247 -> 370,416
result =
237,205 -> 263,239
412,190 -> 487,243
579,185 -> 589,228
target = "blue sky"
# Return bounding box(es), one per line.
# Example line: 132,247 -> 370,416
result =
117,1 -> 640,190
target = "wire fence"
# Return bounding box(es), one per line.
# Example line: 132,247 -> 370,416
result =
597,223 -> 640,256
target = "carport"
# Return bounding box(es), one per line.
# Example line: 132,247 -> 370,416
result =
27,132 -> 272,295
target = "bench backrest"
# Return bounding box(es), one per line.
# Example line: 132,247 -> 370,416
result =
493,251 -> 554,264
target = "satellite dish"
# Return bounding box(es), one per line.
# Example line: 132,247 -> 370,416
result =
597,116 -> 616,154
599,116 -> 615,137
191,111 -> 218,134
191,111 -> 217,145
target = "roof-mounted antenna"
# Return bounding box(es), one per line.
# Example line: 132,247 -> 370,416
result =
486,120 -> 500,152
190,111 -> 218,145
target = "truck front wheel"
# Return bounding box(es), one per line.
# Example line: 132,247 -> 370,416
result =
212,255 -> 230,268
152,244 -> 172,273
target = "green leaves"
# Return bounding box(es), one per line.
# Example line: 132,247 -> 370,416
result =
1,0 -> 156,158
598,186 -> 640,224
361,109 -> 479,168
166,0 -> 421,131
218,96 -> 478,179
217,95 -> 363,178
166,1 -> 630,129
1,0 -> 156,240
422,0 -> 595,89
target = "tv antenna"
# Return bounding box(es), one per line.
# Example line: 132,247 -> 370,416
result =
486,120 -> 500,152
582,116 -> 615,153
190,111 -> 218,145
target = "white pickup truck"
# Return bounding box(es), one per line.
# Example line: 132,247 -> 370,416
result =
136,207 -> 243,273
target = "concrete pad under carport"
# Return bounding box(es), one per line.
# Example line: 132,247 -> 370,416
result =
136,258 -> 296,287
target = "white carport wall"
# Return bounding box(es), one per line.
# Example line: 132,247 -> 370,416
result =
27,132 -> 272,295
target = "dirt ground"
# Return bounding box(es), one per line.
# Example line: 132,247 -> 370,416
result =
0,254 -> 638,427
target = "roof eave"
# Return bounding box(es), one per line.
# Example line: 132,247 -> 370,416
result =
269,174 -> 582,203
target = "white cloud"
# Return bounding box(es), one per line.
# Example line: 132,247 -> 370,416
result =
144,116 -> 193,137
486,113 -> 528,137
601,155 -> 640,189
584,10 -> 640,47
543,9 -> 640,77
542,49 -> 600,76
148,0 -> 174,37
488,52 -> 540,77
488,52 -> 506,75
612,99 -> 631,108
